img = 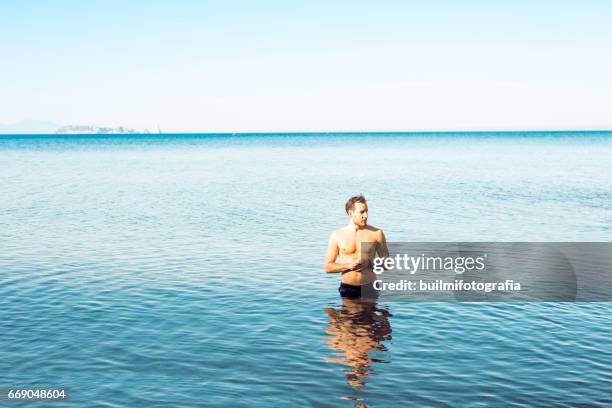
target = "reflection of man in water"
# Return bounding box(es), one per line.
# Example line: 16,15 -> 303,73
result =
324,297 -> 392,401
324,195 -> 389,298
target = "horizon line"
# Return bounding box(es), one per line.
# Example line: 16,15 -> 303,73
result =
1,129 -> 612,136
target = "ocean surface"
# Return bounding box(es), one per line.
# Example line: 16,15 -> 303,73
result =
1,132 -> 611,407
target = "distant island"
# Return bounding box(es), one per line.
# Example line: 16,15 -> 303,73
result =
56,125 -> 141,134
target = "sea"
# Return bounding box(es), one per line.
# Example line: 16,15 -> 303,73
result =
1,132 -> 611,407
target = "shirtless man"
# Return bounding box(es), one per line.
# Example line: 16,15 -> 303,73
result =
324,195 -> 389,298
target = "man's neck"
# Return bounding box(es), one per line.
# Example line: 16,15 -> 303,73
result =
348,222 -> 363,231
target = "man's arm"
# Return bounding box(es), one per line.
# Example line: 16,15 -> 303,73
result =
324,232 -> 359,273
376,230 -> 390,263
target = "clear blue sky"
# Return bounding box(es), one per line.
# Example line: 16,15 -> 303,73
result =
1,0 -> 611,132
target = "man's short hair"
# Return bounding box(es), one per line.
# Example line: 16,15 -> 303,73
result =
345,195 -> 367,214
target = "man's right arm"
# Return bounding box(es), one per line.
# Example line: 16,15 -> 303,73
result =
324,232 -> 357,273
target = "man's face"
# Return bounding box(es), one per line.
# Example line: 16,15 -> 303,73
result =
349,203 -> 368,227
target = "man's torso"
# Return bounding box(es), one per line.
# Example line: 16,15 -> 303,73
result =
336,226 -> 381,286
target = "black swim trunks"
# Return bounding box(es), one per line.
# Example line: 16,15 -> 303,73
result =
339,282 -> 362,298
339,282 -> 380,299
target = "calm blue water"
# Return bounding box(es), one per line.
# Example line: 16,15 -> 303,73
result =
1,132 -> 611,407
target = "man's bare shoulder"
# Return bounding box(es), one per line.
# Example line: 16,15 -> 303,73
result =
329,228 -> 345,240
364,225 -> 385,239
364,225 -> 383,233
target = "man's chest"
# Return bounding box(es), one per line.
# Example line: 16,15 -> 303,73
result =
338,231 -> 375,254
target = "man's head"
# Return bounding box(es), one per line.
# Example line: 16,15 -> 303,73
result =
345,195 -> 368,228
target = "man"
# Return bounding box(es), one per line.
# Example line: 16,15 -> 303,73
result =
324,195 -> 389,298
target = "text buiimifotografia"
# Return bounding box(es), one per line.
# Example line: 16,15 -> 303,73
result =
362,242 -> 612,302
373,279 -> 520,293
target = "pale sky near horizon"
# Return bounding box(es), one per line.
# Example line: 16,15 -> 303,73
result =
1,0 -> 611,132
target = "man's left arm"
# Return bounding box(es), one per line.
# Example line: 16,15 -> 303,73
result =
376,230 -> 389,263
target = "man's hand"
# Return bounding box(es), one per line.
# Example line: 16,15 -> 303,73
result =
344,259 -> 372,272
